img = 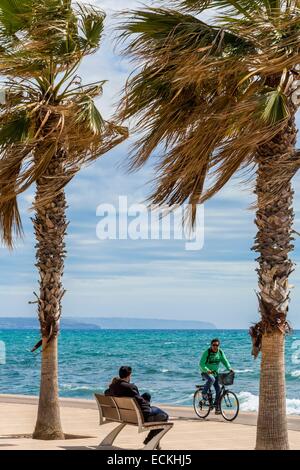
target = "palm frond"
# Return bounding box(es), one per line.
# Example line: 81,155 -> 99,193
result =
0,0 -> 34,35
75,94 -> 105,135
170,0 -> 290,15
116,3 -> 299,226
0,194 -> 22,248
78,4 -> 105,49
0,1 -> 107,76
118,8 -> 254,55
0,111 -> 31,145
0,1 -> 128,246
260,89 -> 290,125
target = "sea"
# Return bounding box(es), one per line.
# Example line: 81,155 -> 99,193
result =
0,329 -> 300,414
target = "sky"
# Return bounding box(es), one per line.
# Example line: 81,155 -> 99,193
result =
0,1 -> 300,329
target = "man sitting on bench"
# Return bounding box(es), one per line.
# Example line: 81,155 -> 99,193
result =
105,365 -> 169,449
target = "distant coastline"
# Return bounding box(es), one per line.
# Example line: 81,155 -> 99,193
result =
0,316 -> 216,330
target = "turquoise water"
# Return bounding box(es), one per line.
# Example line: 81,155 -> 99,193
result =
0,329 -> 300,414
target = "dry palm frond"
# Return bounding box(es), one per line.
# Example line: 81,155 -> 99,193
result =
0,0 -> 128,247
116,3 -> 300,225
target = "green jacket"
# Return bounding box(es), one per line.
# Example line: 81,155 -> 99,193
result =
199,348 -> 231,374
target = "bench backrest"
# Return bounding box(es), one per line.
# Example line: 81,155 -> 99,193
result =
95,394 -> 144,428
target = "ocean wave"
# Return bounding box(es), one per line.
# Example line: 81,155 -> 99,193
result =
238,391 -> 300,415
60,383 -> 92,391
161,369 -> 169,373
235,369 -> 253,373
172,394 -> 194,404
291,370 -> 300,378
238,392 -> 258,412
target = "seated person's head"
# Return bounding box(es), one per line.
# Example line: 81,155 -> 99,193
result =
119,365 -> 132,382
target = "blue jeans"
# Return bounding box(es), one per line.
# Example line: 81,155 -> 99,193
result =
202,373 -> 221,406
146,406 -> 169,422
143,406 -> 169,444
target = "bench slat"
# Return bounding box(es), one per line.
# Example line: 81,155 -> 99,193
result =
102,407 -> 120,421
143,422 -> 174,428
95,394 -> 115,406
112,397 -> 137,411
117,409 -> 139,425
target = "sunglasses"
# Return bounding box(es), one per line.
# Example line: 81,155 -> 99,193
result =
212,343 -> 219,347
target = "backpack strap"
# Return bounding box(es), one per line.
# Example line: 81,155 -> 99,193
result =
205,348 -> 213,365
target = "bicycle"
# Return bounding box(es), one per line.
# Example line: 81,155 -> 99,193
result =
193,371 -> 239,421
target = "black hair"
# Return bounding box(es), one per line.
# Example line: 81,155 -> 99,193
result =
211,338 -> 220,345
119,365 -> 132,379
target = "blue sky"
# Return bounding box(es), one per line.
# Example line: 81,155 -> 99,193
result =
0,0 -> 300,329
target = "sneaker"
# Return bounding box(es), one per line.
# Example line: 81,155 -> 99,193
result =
215,409 -> 221,415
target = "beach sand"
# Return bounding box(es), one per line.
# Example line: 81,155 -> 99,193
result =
0,394 -> 300,450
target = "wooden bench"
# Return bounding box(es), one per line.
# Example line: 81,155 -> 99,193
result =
94,393 -> 173,450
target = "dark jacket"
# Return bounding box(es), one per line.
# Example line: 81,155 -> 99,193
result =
105,378 -> 151,417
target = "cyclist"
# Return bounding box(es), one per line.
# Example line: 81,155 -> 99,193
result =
199,338 -> 234,414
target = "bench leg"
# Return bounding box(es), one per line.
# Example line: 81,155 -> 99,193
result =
97,423 -> 126,448
142,426 -> 171,450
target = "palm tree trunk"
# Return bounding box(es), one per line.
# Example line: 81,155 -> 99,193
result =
251,113 -> 298,450
256,331 -> 288,449
32,151 -> 67,440
33,336 -> 64,440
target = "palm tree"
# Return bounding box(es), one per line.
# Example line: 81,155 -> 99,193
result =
0,0 -> 127,440
117,0 -> 300,450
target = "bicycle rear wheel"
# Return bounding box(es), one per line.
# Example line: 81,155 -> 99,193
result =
220,391 -> 239,421
193,389 -> 211,419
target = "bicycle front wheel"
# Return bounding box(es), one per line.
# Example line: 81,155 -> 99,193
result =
220,391 -> 239,421
193,389 -> 211,419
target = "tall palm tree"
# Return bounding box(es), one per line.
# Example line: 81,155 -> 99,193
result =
117,0 -> 300,450
0,0 -> 127,440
